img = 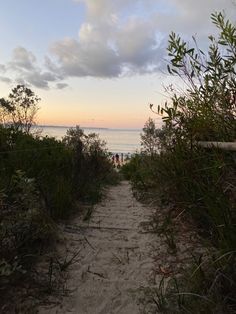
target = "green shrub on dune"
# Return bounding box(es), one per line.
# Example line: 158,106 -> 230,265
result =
123,12 -> 236,313
0,85 -> 118,304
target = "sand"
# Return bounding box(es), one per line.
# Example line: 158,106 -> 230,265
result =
38,181 -> 205,314
38,181 -> 158,314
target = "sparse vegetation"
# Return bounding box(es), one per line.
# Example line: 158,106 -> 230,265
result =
0,85 -> 119,311
122,12 -> 236,313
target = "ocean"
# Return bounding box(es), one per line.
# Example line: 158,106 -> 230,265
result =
37,125 -> 141,154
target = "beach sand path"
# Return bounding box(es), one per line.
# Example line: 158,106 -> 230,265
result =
39,181 -> 158,314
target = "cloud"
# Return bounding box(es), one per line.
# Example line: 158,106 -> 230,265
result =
49,1 -> 166,78
0,76 -> 12,84
116,18 -> 162,68
0,64 -> 6,73
23,71 -> 57,89
50,38 -> 121,78
49,0 -> 234,79
1,0 -> 235,87
75,0 -> 135,19
3,47 -> 62,89
56,82 -> 68,89
154,0 -> 236,37
10,46 -> 36,71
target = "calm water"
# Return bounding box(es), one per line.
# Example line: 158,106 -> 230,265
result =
37,126 -> 141,154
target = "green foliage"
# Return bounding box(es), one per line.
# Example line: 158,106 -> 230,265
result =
158,12 -> 236,144
0,127 -> 73,219
63,126 -> 118,202
0,85 -> 40,133
121,154 -> 155,191
127,12 -> 236,312
0,124 -> 117,219
140,118 -> 160,155
0,86 -> 119,304
0,170 -> 55,280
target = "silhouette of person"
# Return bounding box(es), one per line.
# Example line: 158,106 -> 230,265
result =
115,153 -> 120,166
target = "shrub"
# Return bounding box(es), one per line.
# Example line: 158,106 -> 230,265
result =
127,12 -> 236,312
0,87 -> 119,308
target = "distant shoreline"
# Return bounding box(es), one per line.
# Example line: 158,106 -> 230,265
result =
35,125 -> 142,132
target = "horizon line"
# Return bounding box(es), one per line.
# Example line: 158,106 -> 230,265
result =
35,124 -> 142,131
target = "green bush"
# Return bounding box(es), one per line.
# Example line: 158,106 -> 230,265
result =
0,171 -> 56,281
0,87 -> 119,300
127,12 -> 236,312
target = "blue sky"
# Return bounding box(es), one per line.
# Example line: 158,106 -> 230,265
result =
0,0 -> 235,128
0,0 -> 85,59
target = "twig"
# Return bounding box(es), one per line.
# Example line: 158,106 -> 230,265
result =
87,266 -> 107,279
57,249 -> 82,271
83,236 -> 95,250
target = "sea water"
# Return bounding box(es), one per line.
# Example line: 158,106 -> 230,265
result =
36,125 -> 141,154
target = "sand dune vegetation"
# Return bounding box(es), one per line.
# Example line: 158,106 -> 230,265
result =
122,12 -> 236,313
0,85 -> 119,311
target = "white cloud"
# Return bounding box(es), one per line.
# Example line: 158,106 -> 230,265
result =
1,0 -> 235,87
24,71 -> 57,89
50,37 -> 121,78
10,47 -> 36,71
49,1 -> 166,78
3,47 -> 63,89
49,0 -> 234,79
116,18 -> 158,66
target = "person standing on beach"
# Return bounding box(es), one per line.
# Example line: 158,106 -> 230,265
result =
115,153 -> 120,167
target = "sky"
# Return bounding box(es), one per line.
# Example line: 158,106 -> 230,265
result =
0,0 -> 235,128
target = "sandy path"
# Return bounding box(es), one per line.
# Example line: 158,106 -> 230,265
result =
39,181 -> 157,314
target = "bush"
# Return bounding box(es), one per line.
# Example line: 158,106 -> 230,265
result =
0,171 -> 56,281
126,12 -> 236,313
0,88 -> 119,305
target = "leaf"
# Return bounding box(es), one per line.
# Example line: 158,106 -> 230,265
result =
167,64 -> 172,74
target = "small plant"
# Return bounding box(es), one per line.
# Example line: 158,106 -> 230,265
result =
151,277 -> 169,312
55,249 -> 81,272
164,231 -> 177,254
